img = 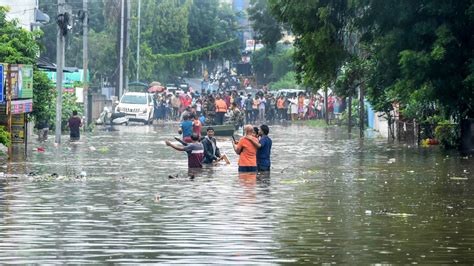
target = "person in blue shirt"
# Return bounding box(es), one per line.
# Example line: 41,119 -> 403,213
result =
246,124 -> 272,172
178,114 -> 194,143
199,114 -> 206,125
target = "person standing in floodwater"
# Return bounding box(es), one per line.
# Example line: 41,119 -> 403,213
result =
246,124 -> 272,172
178,114 -> 193,143
232,125 -> 258,172
165,133 -> 204,168
67,110 -> 82,141
202,127 -> 223,164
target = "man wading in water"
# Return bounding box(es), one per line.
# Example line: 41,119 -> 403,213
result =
68,110 -> 82,141
232,125 -> 258,172
246,124 -> 272,172
165,133 -> 204,168
202,127 -> 224,164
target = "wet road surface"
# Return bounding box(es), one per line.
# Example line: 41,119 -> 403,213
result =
1,123 -> 473,264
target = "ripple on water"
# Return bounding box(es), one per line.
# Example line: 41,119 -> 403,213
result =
1,124 -> 474,263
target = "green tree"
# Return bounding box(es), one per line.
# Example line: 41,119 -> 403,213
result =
251,45 -> 294,84
248,0 -> 283,51
0,6 -> 55,146
268,0 -> 352,87
0,7 -> 41,64
270,71 -> 298,90
359,0 -> 474,120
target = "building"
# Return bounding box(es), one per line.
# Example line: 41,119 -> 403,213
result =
0,0 -> 49,30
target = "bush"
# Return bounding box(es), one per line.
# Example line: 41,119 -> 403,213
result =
339,99 -> 368,127
0,126 -> 11,147
435,121 -> 460,149
270,71 -> 299,90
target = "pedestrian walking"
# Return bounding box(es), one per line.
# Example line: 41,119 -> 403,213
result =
244,94 -> 253,123
258,95 -> 266,121
36,115 -> 49,142
252,95 -> 260,123
67,110 -> 82,141
215,95 -> 227,125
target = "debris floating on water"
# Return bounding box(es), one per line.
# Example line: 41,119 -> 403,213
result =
449,177 -> 468,180
98,147 -> 109,154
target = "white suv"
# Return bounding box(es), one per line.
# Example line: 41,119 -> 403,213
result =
115,92 -> 154,124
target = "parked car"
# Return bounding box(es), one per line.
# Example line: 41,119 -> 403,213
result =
115,92 -> 154,124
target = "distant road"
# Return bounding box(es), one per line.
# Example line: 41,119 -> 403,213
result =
187,78 -> 203,93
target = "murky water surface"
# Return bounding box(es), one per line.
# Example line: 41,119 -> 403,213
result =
1,124 -> 473,264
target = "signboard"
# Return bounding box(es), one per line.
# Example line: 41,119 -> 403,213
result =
11,99 -> 33,114
245,39 -> 264,52
11,113 -> 25,143
0,64 -> 4,103
10,64 -> 33,99
75,87 -> 83,103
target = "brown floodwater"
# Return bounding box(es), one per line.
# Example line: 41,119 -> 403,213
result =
0,123 -> 473,264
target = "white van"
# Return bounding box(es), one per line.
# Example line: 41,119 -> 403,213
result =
115,92 -> 154,124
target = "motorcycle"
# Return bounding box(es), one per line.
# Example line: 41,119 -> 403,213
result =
96,107 -> 129,125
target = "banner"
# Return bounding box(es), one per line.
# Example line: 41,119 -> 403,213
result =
11,99 -> 33,114
11,64 -> 33,99
11,113 -> 25,143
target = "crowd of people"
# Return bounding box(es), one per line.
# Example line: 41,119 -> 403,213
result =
166,124 -> 272,173
152,88 -> 344,128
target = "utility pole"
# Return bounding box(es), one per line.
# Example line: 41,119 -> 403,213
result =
125,0 -> 130,92
55,0 -> 66,144
82,0 -> 88,126
136,0 -> 141,82
359,84 -> 365,138
118,0 -> 125,98
324,87 -> 329,124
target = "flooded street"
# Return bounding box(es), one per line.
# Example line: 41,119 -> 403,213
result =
1,124 -> 473,264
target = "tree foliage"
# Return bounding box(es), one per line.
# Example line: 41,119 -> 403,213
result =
0,6 -> 55,146
0,5 -> 47,124
270,71 -> 298,90
359,0 -> 474,120
38,0 -> 240,85
268,0 -> 474,123
0,7 -> 41,64
268,0 -> 352,87
248,0 -> 283,51
251,45 -> 294,84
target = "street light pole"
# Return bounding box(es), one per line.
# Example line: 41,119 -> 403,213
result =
136,0 -> 141,82
119,0 -> 125,98
83,0 -> 88,126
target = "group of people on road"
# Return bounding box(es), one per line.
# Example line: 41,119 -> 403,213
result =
165,124 -> 272,173
153,87 -> 344,130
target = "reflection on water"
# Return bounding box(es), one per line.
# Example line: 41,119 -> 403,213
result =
0,123 -> 473,264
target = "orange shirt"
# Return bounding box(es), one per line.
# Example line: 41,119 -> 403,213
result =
236,136 -> 258,167
215,99 -> 228,113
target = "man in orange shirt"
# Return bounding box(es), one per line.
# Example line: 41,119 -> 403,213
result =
215,95 -> 228,125
232,125 -> 258,172
277,96 -> 285,119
